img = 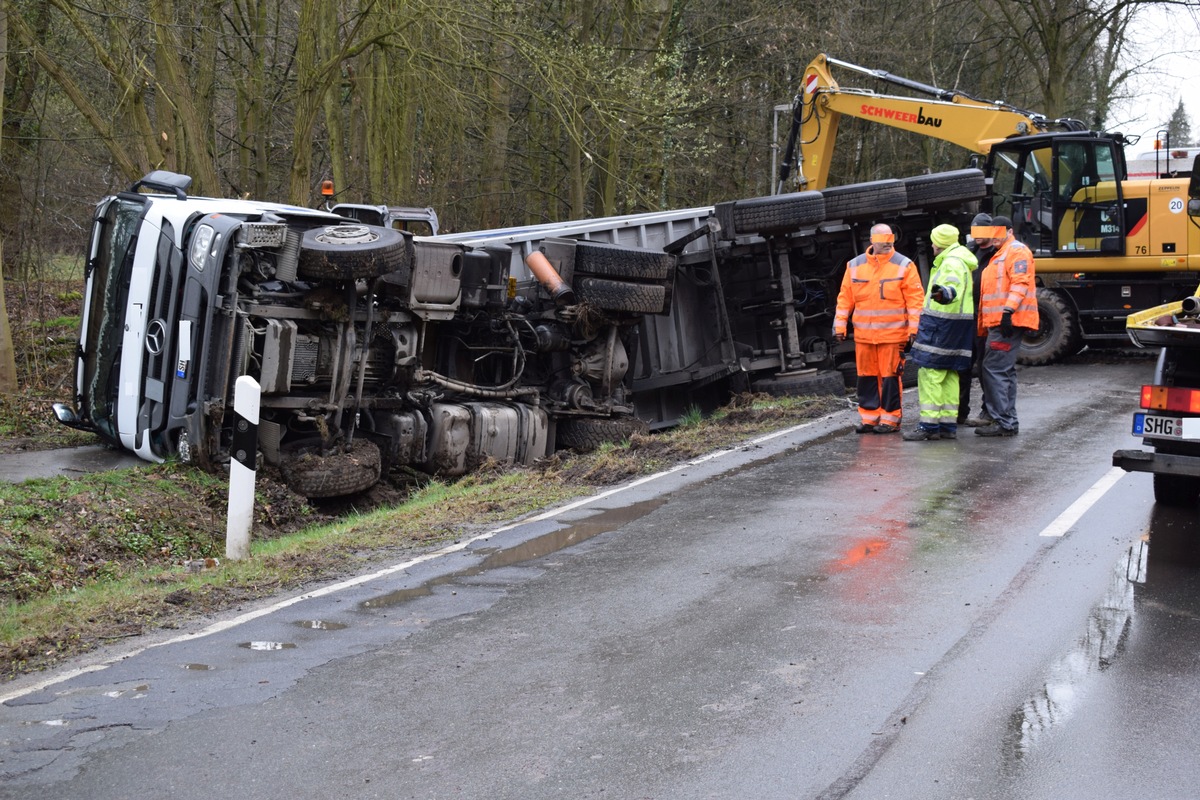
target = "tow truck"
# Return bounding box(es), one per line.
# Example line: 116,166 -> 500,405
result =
1113,166 -> 1200,505
778,54 -> 1200,366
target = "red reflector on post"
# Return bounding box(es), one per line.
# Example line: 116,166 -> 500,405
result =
1141,385 -> 1200,413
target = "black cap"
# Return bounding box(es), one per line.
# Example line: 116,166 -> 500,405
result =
991,215 -> 1013,230
971,212 -> 992,226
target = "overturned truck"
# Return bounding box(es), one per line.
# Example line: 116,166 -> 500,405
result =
434,169 -> 987,427
53,171 -> 674,497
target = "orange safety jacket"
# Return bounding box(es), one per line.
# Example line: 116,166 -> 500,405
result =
978,233 -> 1039,333
834,248 -> 924,344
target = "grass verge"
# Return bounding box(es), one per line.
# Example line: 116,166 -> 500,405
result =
0,391 -> 846,682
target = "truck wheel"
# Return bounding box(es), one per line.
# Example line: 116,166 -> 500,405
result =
576,277 -> 668,314
750,370 -> 846,398
821,180 -> 908,221
1153,473 -> 1200,507
297,225 -> 412,281
717,191 -> 826,236
280,440 -> 382,498
903,169 -> 986,208
557,416 -> 648,452
573,241 -> 675,282
1018,289 -> 1081,366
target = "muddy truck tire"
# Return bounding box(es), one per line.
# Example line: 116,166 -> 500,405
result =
751,370 -> 847,398
280,440 -> 382,498
297,225 -> 413,281
556,416 -> 649,452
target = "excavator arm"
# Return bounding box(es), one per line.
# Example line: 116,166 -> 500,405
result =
779,54 -> 1086,192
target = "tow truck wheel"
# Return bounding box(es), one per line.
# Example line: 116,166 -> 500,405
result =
1018,289 -> 1081,366
1153,472 -> 1200,507
556,416 -> 648,452
280,440 -> 382,498
297,224 -> 412,281
573,241 -> 675,282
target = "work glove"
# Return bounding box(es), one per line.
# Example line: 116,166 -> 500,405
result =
904,334 -> 915,354
1000,310 -> 1014,336
931,284 -> 953,304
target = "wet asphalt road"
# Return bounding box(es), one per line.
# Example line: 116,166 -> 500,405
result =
4,356 -> 1200,799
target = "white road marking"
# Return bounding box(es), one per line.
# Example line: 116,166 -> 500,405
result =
1039,467 -> 1127,538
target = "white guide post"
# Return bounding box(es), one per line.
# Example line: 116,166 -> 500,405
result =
225,376 -> 261,560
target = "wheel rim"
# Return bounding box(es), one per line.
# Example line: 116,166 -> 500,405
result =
314,225 -> 379,246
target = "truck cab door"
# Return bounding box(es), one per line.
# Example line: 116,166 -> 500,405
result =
988,135 -> 1126,258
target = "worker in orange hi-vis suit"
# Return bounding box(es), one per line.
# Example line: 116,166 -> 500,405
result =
833,223 -> 925,434
974,215 -> 1039,437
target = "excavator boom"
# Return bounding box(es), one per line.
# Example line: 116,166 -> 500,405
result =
779,54 -> 1087,192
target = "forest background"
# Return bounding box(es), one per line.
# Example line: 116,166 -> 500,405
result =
0,0 -> 1198,390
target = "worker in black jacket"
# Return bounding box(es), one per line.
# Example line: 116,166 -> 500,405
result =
959,213 -> 996,426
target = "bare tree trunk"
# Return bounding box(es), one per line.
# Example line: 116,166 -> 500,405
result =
478,36 -> 514,228
0,5 -> 17,392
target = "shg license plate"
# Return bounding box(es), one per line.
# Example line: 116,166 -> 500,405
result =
1134,412 -> 1194,438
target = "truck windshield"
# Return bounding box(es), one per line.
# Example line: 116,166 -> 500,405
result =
79,195 -> 147,443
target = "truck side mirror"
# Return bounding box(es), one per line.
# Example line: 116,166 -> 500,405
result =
1189,154 -> 1200,200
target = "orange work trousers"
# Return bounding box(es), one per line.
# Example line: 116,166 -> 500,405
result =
855,341 -> 904,428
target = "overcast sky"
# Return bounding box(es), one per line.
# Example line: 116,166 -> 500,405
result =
1110,2 -> 1200,149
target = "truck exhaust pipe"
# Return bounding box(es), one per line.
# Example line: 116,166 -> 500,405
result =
1182,296 -> 1200,316
525,250 -> 576,306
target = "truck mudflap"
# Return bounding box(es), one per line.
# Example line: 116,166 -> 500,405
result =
1112,448 -> 1200,477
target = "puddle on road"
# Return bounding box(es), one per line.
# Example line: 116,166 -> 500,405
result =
293,619 -> 349,631
361,497 -> 667,610
238,641 -> 298,651
1004,539 -> 1147,764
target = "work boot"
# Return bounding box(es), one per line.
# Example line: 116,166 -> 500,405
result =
854,423 -> 874,434
939,428 -> 958,439
974,423 -> 1018,437
963,415 -> 994,427
873,424 -> 899,434
902,427 -> 940,441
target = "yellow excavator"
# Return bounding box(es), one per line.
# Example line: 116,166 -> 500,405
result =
778,54 -> 1200,365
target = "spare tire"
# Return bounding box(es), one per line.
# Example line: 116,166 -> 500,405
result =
576,277 -> 668,314
297,225 -> 413,281
280,440 -> 382,498
573,241 -> 676,282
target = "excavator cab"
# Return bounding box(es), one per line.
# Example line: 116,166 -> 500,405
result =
986,133 -> 1126,258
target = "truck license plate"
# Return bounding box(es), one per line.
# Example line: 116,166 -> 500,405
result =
1135,412 -> 1185,438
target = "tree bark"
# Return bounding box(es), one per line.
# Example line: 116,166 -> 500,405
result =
0,5 -> 17,391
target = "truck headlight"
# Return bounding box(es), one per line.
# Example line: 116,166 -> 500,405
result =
189,224 -> 215,272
